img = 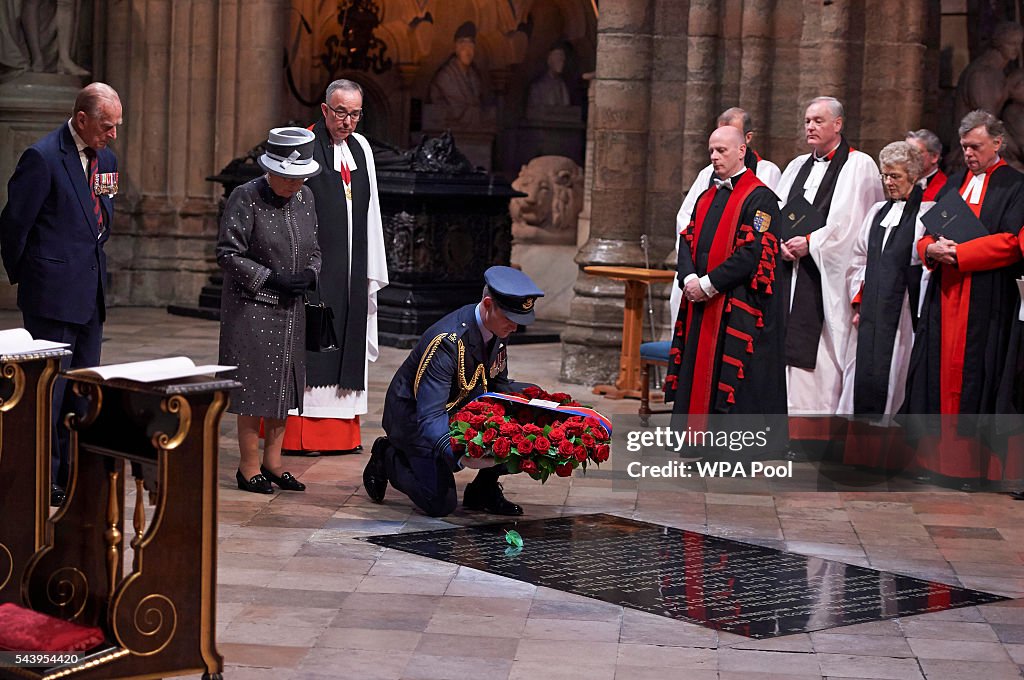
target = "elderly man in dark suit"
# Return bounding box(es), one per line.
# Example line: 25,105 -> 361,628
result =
363,266 -> 544,517
0,82 -> 122,506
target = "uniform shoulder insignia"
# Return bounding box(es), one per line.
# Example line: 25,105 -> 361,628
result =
754,210 -> 771,233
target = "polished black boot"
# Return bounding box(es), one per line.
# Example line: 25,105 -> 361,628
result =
463,470 -> 523,516
362,437 -> 389,503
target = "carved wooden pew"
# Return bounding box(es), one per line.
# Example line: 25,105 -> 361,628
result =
1,372 -> 239,680
0,348 -> 69,606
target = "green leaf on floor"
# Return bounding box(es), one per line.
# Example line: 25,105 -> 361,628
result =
505,529 -> 523,549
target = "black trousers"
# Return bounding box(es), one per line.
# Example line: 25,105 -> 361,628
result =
381,439 -> 505,518
23,307 -> 103,488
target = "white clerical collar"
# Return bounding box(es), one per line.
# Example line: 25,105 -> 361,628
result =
961,160 -> 1000,206
880,200 -> 906,228
812,141 -> 841,162
67,120 -> 88,154
474,303 -> 493,344
917,168 -> 938,189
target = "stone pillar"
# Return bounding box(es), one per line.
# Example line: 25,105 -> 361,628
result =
100,0 -> 289,307
559,0 -> 654,385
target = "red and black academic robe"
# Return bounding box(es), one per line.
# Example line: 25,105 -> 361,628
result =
921,169 -> 948,203
903,160 -> 1024,479
665,170 -> 786,423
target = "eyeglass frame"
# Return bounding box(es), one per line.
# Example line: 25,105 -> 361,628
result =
325,105 -> 363,122
879,171 -> 908,182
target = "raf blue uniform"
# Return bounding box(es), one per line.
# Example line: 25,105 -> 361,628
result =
365,266 -> 544,517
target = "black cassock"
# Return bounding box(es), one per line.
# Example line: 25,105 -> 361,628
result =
852,187 -> 924,416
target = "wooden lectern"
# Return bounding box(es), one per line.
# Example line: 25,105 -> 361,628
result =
1,372 -> 239,680
584,265 -> 675,399
0,348 -> 69,605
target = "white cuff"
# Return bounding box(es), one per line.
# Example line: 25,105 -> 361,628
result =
683,273 -> 698,285
698,275 -> 718,297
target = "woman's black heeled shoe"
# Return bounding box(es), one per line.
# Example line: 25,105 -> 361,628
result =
236,469 -> 273,494
260,466 -> 306,491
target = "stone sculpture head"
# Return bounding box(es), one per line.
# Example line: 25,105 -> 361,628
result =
510,156 -> 584,245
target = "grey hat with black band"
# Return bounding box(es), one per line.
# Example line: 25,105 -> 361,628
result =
258,127 -> 321,179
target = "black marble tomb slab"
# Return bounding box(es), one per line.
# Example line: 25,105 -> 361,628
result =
363,513 -> 1010,638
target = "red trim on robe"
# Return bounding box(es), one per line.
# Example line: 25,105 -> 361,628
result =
922,170 -> 947,202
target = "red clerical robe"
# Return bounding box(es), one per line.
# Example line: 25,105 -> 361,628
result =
921,169 -> 948,203
665,170 -> 786,426
904,159 -> 1024,480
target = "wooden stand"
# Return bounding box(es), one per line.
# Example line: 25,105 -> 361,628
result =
584,265 -> 675,399
1,372 -> 239,680
0,349 -> 68,605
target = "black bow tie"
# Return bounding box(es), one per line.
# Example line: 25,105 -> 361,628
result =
813,154 -> 831,163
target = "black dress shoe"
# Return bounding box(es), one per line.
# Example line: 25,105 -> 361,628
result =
362,437 -> 389,503
1009,490 -> 1024,501
260,466 -> 306,491
50,484 -> 65,507
463,480 -> 523,516
321,445 -> 364,456
235,469 -> 273,494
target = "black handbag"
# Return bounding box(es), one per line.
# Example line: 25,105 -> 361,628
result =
304,291 -> 339,353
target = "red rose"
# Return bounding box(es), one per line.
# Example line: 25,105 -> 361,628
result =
487,415 -> 505,427
467,442 -> 485,458
585,417 -> 602,431
465,401 -> 488,413
451,439 -> 465,455
489,402 -> 506,416
534,436 -> 552,453
523,423 -> 544,436
464,427 -> 478,441
555,462 -> 574,477
511,433 -> 526,447
581,433 -> 595,448
518,438 -> 534,455
575,447 -> 588,462
564,419 -> 583,437
492,437 -> 511,458
482,428 -> 498,444
520,386 -> 542,399
500,422 -> 521,437
520,459 -> 538,474
558,439 -> 575,458
469,414 -> 487,428
548,427 -> 566,443
595,444 -> 610,462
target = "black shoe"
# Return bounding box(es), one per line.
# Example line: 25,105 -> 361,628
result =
1009,491 -> 1024,501
463,480 -> 523,516
236,469 -> 273,494
50,484 -> 65,507
321,445 -> 364,456
260,466 -> 306,491
362,437 -> 389,503
282,449 -> 319,457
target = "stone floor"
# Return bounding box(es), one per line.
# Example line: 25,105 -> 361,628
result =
9,307 -> 1024,680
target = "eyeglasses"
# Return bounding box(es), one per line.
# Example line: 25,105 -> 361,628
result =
879,172 -> 907,181
326,105 -> 363,122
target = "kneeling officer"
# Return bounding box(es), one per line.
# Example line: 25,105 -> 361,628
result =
363,266 -> 544,516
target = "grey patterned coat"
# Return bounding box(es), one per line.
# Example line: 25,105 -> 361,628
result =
217,176 -> 321,418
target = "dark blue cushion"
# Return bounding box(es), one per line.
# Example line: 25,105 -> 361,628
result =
639,341 -> 671,362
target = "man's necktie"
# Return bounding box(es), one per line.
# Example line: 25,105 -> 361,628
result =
713,177 -> 733,191
84,147 -> 103,235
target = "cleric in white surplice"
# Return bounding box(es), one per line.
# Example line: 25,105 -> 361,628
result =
774,97 -> 883,420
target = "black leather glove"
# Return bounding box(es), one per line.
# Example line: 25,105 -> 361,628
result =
267,269 -> 316,296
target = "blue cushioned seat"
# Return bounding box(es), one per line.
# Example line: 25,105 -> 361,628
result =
639,341 -> 671,363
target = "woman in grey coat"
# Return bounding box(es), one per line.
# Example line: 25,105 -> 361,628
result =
217,127 -> 322,494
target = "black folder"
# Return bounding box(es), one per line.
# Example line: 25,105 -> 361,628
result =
780,195 -> 826,239
921,190 -> 990,243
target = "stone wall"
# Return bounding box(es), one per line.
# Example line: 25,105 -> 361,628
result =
99,0 -> 290,307
561,0 -> 937,385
